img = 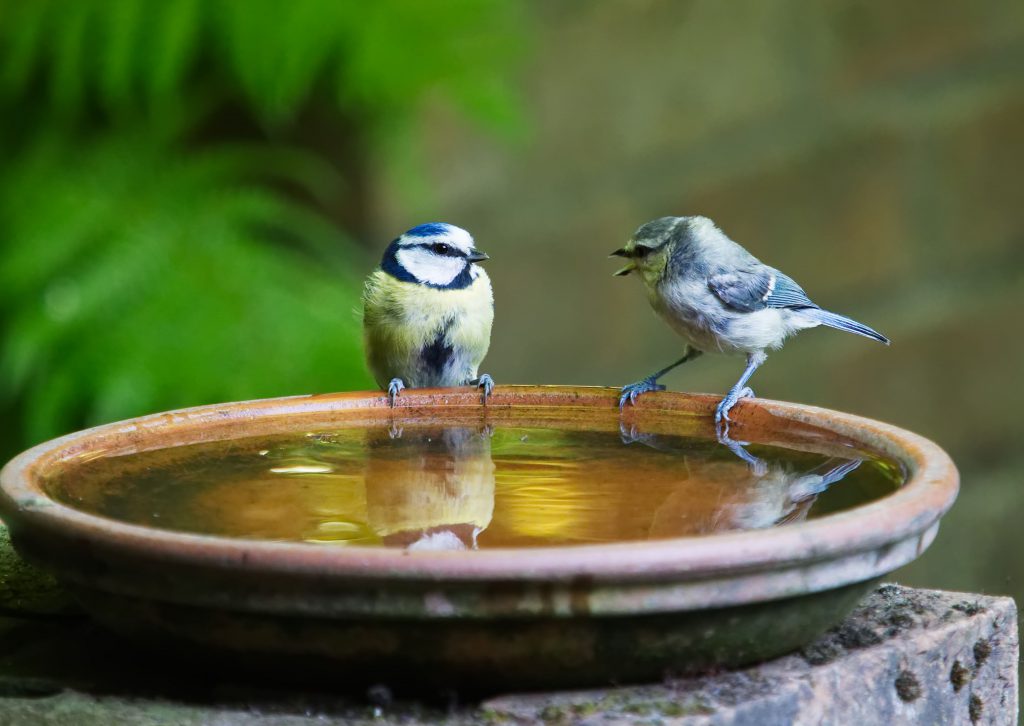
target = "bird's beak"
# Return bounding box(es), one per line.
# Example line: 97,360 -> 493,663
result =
467,248 -> 489,263
610,247 -> 634,276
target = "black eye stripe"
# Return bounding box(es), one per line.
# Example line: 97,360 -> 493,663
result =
412,242 -> 464,258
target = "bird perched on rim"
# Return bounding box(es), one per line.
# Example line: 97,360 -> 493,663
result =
611,216 -> 889,428
363,222 -> 494,406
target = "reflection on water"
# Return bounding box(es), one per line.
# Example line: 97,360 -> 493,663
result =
366,427 -> 494,550
45,423 -> 902,548
622,423 -> 865,530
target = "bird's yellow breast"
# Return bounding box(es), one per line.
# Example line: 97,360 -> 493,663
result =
362,269 -> 493,388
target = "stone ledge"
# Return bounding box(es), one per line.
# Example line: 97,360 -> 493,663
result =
0,584 -> 1017,725
484,584 -> 1018,725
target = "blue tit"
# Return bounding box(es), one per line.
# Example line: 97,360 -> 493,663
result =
363,222 -> 494,405
611,216 -> 889,429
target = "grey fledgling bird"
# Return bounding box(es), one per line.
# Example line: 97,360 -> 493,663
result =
612,216 -> 889,427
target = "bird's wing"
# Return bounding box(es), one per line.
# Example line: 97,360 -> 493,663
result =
765,270 -> 817,308
708,267 -> 816,313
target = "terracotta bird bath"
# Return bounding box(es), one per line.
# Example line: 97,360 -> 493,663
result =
0,386 -> 958,691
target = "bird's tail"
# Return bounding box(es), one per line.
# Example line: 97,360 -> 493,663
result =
787,457 -> 864,503
802,308 -> 890,345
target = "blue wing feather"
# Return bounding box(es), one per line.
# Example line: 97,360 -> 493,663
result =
708,267 -> 816,312
708,267 -> 890,344
764,270 -> 816,309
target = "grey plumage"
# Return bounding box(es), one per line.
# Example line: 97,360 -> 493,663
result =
613,216 -> 889,428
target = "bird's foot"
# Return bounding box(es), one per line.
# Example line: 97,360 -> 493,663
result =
387,378 -> 406,407
471,373 -> 494,404
618,377 -> 666,409
714,386 -> 755,436
618,419 -> 659,446
715,426 -> 768,476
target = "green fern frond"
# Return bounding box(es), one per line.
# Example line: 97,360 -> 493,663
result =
0,131 -> 373,444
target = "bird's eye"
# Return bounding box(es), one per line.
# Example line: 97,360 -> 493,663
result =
635,246 -> 651,258
431,243 -> 451,255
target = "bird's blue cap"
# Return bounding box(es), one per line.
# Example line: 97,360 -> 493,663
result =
404,222 -> 454,238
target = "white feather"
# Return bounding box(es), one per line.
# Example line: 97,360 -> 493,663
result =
395,247 -> 467,287
407,530 -> 468,551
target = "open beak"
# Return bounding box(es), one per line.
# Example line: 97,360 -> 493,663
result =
610,247 -> 634,276
467,248 -> 489,263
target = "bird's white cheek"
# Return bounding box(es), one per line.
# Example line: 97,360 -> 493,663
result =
396,249 -> 465,286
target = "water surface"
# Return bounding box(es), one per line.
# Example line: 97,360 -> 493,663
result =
46,424 -> 903,549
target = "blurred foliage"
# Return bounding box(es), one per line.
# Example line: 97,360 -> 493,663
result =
0,0 -> 525,451
0,131 -> 366,443
0,0 -> 523,131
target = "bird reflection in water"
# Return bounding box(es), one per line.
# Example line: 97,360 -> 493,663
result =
619,422 -> 863,532
364,426 -> 495,550
157,422 -> 873,547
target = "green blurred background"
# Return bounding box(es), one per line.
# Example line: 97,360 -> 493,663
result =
1,1 -> 1023,605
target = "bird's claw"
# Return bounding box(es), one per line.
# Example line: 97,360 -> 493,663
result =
619,421 -> 640,444
473,373 -> 494,404
714,386 -> 756,436
387,378 -> 406,407
619,421 -> 659,446
618,377 -> 666,409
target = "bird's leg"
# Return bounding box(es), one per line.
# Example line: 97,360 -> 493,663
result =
471,373 -> 494,404
387,378 -> 406,407
715,351 -> 766,434
715,426 -> 768,476
619,348 -> 703,409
